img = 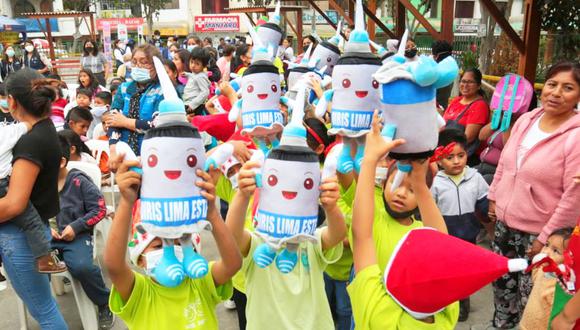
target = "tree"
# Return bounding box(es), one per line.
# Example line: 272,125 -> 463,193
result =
63,0 -> 94,53
538,0 -> 579,65
128,0 -> 173,40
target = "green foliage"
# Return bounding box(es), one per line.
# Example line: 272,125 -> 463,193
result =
460,51 -> 478,70
63,0 -> 93,11
538,0 -> 579,32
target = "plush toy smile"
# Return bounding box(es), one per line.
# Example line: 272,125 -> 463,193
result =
164,170 -> 182,180
282,190 -> 298,200
258,93 -> 268,100
355,90 -> 368,98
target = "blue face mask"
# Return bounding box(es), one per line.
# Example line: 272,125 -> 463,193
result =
6,49 -> 14,57
187,45 -> 195,52
131,67 -> 151,83
0,99 -> 8,109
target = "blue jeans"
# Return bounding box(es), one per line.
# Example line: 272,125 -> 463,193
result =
324,273 -> 352,330
52,233 -> 110,306
0,222 -> 68,329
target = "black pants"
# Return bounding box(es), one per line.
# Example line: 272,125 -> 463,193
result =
232,288 -> 247,330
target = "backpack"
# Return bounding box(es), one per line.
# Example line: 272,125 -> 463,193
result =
490,74 -> 534,132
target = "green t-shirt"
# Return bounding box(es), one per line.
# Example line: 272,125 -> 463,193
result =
343,183 -> 423,270
348,265 -> 459,330
244,229 -> 343,329
325,184 -> 354,281
109,264 -> 232,330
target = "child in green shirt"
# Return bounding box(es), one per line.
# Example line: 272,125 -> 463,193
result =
348,111 -> 458,329
104,156 -> 242,329
226,160 -> 347,329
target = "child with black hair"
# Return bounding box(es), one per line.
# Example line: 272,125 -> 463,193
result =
430,128 -> 489,322
76,88 -> 93,108
65,106 -> 94,138
58,129 -> 96,164
183,47 -> 210,116
0,83 -> 14,124
55,135 -> 114,329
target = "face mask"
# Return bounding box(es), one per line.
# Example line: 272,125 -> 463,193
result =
91,105 -> 109,117
6,49 -> 14,57
169,51 -> 175,60
375,167 -> 388,187
25,45 -> 34,53
187,45 -> 195,52
0,99 -> 8,109
405,48 -> 418,58
228,173 -> 239,190
131,67 -> 151,83
143,246 -> 184,275
85,46 -> 94,51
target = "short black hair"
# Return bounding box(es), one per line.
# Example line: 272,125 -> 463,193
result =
438,128 -> 467,150
58,129 -> 91,156
431,40 -> 453,62
550,227 -> 574,241
76,88 -> 92,99
190,47 -> 210,67
58,134 -> 71,162
95,91 -> 112,105
67,106 -> 93,123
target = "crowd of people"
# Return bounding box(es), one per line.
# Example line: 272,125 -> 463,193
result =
0,13 -> 579,330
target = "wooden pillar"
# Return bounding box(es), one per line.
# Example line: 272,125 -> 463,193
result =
90,13 -> 96,40
297,9 -> 303,53
367,0 -> 376,39
517,0 -> 541,82
348,0 -> 354,23
45,18 -> 56,74
440,0 -> 454,42
396,2 -> 406,39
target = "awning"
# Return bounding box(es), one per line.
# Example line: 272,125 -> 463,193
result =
0,16 -> 27,33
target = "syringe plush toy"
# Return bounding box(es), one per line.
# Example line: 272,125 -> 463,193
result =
373,31 -> 458,190
256,1 -> 283,60
314,0 -> 382,174
228,18 -> 290,155
285,45 -> 330,104
138,56 -> 210,287
309,21 -> 342,76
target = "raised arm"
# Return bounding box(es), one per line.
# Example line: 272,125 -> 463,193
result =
352,110 -> 404,274
320,176 -> 347,251
103,157 -> 141,302
409,160 -> 448,234
195,168 -> 242,286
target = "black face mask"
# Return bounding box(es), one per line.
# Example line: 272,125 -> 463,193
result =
86,47 -> 94,51
405,48 -> 418,58
382,181 -> 417,220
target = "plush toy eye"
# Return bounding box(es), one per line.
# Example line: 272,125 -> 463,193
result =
342,78 -> 351,88
148,154 -> 158,167
268,174 -> 278,186
304,178 -> 314,190
372,79 -> 379,89
247,84 -> 254,93
186,154 -> 197,167
327,56 -> 332,62
271,84 -> 278,93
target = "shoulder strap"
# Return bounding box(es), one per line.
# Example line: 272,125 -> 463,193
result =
455,98 -> 481,122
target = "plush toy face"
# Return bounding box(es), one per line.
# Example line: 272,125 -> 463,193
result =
311,45 -> 340,76
241,71 -> 284,135
256,158 -> 321,238
257,25 -> 282,57
332,64 -> 380,111
141,136 -> 206,199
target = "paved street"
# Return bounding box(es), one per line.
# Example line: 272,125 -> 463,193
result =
0,232 -> 494,329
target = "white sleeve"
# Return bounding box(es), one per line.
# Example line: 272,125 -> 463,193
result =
0,123 -> 28,153
114,49 -> 124,63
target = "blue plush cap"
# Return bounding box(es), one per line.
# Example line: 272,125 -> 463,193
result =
344,0 -> 372,54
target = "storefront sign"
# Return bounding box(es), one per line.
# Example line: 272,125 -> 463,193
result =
194,15 -> 240,32
96,18 -> 144,30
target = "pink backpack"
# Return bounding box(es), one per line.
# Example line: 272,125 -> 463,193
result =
490,74 -> 534,131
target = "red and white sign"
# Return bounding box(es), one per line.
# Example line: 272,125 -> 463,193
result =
194,15 -> 240,33
96,18 -> 144,30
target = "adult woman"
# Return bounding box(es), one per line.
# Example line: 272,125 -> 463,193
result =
80,40 -> 109,86
172,49 -> 191,87
22,40 -> 52,76
279,38 -> 294,62
162,58 -> 184,97
487,61 -> 580,329
230,44 -> 252,75
216,45 -> 234,82
77,68 -> 105,99
443,68 -> 490,166
0,69 -> 67,329
106,44 -> 164,169
0,46 -> 23,80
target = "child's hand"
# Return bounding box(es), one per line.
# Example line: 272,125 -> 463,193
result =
116,158 -> 142,203
320,176 -> 340,212
238,161 -> 260,198
363,110 -> 405,164
574,173 -> 580,184
196,169 -> 218,218
408,159 -> 430,192
229,140 -> 252,163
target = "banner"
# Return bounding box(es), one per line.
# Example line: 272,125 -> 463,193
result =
194,15 -> 240,33
102,22 -> 112,75
117,24 -> 128,41
96,18 -> 144,30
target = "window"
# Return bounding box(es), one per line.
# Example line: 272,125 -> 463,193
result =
455,1 -> 475,18
164,0 -> 180,10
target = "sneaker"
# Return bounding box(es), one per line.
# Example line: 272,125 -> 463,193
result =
98,305 -> 115,329
0,272 -> 6,291
470,322 -> 517,330
37,251 -> 67,274
458,298 -> 470,322
223,299 -> 236,310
